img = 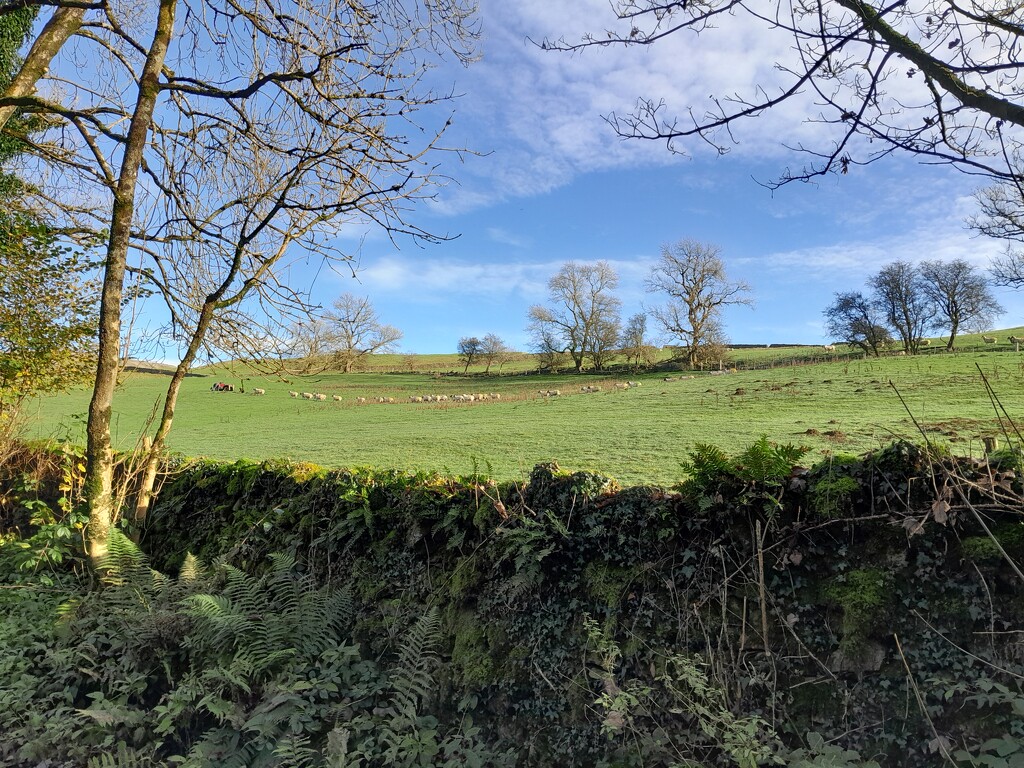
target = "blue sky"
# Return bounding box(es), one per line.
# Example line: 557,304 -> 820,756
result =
215,3 -> 1024,355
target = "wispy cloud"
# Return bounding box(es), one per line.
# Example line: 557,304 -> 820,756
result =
486,227 -> 531,247
433,1 -> 862,213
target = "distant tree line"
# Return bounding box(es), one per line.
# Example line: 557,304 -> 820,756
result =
824,259 -> 1003,355
526,239 -> 751,373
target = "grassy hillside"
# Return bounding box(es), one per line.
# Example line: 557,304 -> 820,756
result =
24,329 -> 1024,486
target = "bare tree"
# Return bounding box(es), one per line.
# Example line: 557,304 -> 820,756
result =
327,294 -> 403,374
545,2 -> 1024,188
588,312 -> 621,371
823,291 -> 891,357
479,333 -> 510,373
457,336 -> 483,373
870,261 -> 936,355
646,240 -> 752,367
621,312 -> 656,371
528,261 -> 621,373
972,182 -> 1024,290
918,259 -> 1003,350
285,317 -> 341,374
0,0 -> 477,564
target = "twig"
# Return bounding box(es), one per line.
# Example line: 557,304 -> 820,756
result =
894,633 -> 957,765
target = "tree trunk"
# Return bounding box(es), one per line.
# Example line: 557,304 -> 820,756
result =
134,304 -> 217,524
84,0 -> 177,568
0,6 -> 85,133
947,319 -> 959,351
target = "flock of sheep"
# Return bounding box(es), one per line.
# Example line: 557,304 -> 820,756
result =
260,383 -> 649,405
284,390 -> 505,404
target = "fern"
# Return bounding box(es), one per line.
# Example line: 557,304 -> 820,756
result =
98,529 -> 154,588
678,443 -> 733,494
390,607 -> 441,715
85,743 -> 153,768
179,552 -> 205,583
735,435 -> 808,485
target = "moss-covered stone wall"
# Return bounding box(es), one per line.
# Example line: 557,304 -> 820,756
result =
143,442 -> 1024,766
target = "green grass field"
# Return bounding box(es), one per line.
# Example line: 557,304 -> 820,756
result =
23,329 -> 1024,487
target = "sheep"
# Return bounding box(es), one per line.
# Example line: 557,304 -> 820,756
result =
540,389 -> 560,397
627,381 -> 641,388
580,385 -> 602,393
314,393 -> 327,401
288,391 -> 299,398
301,392 -> 314,400
252,388 -> 266,396
1009,335 -> 1024,345
614,383 -> 630,390
490,393 -> 501,400
983,335 -> 998,344
822,344 -> 836,352
356,397 -> 366,404
919,339 -> 931,346
332,395 -> 343,401
410,395 -> 424,403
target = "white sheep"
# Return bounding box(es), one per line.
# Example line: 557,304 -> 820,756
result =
490,393 -> 501,400
627,381 -> 641,388
983,335 -> 998,344
301,392 -> 314,400
332,395 -> 343,401
918,339 -> 931,346
822,344 -> 836,352
289,391 -> 299,398
410,395 -> 424,403
314,393 -> 327,401
356,397 -> 366,404
1009,335 -> 1024,345
252,388 -> 266,395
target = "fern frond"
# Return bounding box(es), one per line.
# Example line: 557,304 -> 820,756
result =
85,743 -> 153,768
98,529 -> 151,587
390,607 -> 441,714
179,552 -> 206,584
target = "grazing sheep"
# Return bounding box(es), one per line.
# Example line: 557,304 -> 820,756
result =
983,335 -> 998,344
822,344 -> 836,352
314,393 -> 327,401
614,383 -> 629,390
288,391 -> 299,398
580,385 -> 602,393
540,389 -> 560,397
490,393 -> 501,400
1009,335 -> 1024,345
919,339 -> 931,346
410,395 -> 424,403
252,388 -> 266,396
332,395 -> 343,401
438,394 -> 449,401
301,392 -> 314,400
627,381 -> 641,388
356,397 -> 366,404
